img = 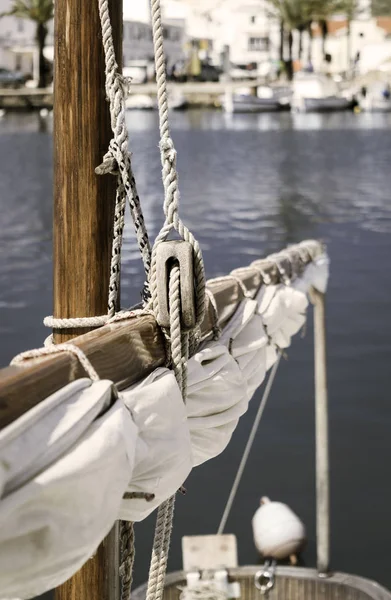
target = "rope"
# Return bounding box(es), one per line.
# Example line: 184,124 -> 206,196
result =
145,266 -> 187,600
43,1 -> 153,335
148,0 -> 206,331
43,309 -> 149,330
217,355 -> 282,535
168,265 -> 187,396
11,343 -> 100,382
97,0 -> 152,305
120,521 -> 135,600
144,2 -> 207,596
146,495 -> 175,600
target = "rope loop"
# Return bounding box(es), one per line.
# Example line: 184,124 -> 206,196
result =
11,343 -> 100,382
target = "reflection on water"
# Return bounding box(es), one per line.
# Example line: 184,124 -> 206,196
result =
0,110 -> 391,589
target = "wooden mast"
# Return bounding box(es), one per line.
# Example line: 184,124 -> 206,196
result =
53,0 -> 122,343
53,0 -> 122,599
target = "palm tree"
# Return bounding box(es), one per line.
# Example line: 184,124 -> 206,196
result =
372,0 -> 391,15
306,0 -> 346,61
0,1 -> 54,88
267,0 -> 313,78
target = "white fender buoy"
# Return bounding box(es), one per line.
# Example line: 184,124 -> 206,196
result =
252,497 -> 306,560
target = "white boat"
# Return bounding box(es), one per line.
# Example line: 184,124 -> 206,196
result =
126,94 -> 156,110
169,91 -> 189,111
292,73 -> 352,113
359,82 -> 391,112
224,86 -> 286,113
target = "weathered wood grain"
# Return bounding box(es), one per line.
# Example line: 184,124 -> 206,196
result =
53,0 -> 121,344
52,0 -> 123,598
0,246 -> 318,430
0,315 -> 166,429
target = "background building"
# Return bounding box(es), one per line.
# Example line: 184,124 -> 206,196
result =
0,0 -> 390,83
0,0 -> 53,81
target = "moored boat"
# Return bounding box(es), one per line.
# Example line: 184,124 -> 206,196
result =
126,93 -> 157,110
224,86 -> 288,113
359,82 -> 391,112
292,73 -> 353,113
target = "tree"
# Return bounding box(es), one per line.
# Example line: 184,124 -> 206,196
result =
372,0 -> 391,15
0,1 -> 54,88
306,0 -> 343,59
330,0 -> 366,74
267,0 -> 313,78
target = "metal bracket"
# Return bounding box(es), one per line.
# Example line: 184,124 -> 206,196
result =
155,240 -> 196,331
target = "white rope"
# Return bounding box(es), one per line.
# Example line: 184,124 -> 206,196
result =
217,354 -> 282,535
11,343 -> 100,382
43,309 -> 148,330
97,0 -> 152,304
146,265 -> 188,600
145,4 -> 207,596
168,265 -> 188,396
146,495 -> 175,600
43,0 -> 153,335
148,0 -> 206,331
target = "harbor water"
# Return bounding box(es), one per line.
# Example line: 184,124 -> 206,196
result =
0,110 -> 391,589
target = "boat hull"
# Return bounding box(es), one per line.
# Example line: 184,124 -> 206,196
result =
226,96 -> 285,113
360,98 -> 391,112
133,566 -> 391,600
294,97 -> 353,113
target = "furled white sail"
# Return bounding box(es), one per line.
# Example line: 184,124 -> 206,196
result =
0,248 -> 329,599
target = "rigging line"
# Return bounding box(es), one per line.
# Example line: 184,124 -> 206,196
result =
217,354 -> 282,535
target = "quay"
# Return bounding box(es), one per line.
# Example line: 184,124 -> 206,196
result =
0,79 -> 266,110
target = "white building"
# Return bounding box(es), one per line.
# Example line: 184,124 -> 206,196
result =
122,17 -> 185,70
213,0 -> 273,68
160,0 -> 278,72
123,0 -> 150,24
0,0 -> 185,81
0,0 -> 54,80
310,15 -> 391,75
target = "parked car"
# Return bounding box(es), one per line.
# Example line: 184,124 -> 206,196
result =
0,68 -> 25,88
196,63 -> 222,83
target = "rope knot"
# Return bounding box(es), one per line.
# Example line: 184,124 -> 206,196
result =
95,139 -> 132,176
115,72 -> 132,97
160,137 -> 177,165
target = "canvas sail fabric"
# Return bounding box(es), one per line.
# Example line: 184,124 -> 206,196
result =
0,381 -> 137,599
0,252 -> 329,599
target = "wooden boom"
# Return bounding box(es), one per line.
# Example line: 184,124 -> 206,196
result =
0,249 -> 322,431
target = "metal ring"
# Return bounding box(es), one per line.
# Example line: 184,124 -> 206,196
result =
254,569 -> 275,595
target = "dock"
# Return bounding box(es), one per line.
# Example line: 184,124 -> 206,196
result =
0,80 -> 267,110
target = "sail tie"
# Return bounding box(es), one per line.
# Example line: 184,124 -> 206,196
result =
11,343 -> 100,382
